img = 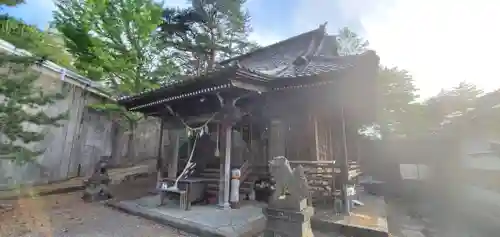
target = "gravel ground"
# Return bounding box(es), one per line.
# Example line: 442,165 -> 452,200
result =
386,197 -> 497,237
0,176 -> 196,237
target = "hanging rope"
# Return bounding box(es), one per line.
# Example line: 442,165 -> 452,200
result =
167,132 -> 199,191
164,105 -> 219,191
165,105 -> 218,132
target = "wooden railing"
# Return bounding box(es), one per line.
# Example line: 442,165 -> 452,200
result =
288,160 -> 361,203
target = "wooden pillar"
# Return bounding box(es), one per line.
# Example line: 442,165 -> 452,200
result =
168,130 -> 181,179
217,121 -> 234,209
314,116 -> 320,161
340,106 -> 351,214
268,119 -> 286,159
222,124 -> 232,209
218,123 -> 225,207
156,119 -> 165,187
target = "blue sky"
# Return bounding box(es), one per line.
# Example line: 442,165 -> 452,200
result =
4,0 -> 500,98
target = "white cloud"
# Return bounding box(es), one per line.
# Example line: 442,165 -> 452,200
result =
291,0 -> 394,34
248,31 -> 281,46
291,0 -> 500,98
362,0 -> 500,98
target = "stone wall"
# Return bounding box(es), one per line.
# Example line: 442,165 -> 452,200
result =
0,61 -> 162,190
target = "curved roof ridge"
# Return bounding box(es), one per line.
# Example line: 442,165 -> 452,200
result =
218,23 -> 327,66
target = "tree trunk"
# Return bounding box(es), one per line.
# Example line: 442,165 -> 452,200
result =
110,120 -> 121,166
207,49 -> 215,72
126,122 -> 136,165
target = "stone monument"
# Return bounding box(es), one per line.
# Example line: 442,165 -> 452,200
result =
82,158 -> 112,202
262,156 -> 314,237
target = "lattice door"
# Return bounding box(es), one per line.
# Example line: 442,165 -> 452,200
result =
314,116 -> 331,161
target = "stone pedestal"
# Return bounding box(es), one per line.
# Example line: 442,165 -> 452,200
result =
82,173 -> 112,202
263,203 -> 314,237
82,159 -> 112,202
262,156 -> 315,237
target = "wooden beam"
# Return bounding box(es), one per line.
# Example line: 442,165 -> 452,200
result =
230,80 -> 268,93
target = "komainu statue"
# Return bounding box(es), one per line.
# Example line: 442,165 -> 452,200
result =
262,156 -> 314,237
82,158 -> 112,202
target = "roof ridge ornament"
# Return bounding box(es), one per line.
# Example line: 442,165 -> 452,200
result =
319,22 -> 328,33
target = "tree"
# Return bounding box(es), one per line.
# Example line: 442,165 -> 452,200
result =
336,27 -> 420,138
336,27 -> 369,56
52,0 -> 180,161
422,82 -> 483,132
376,67 -> 420,138
0,15 -> 74,68
0,54 -> 67,164
160,0 -> 259,75
0,0 -> 72,67
0,0 -> 24,7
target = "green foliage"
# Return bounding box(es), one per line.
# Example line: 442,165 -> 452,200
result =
52,0 -> 183,162
160,0 -> 259,75
336,27 -> 369,56
0,0 -> 24,7
422,82 -> 483,133
336,27 -> 420,138
53,0 -> 181,127
376,67 -> 420,137
53,0 -> 179,96
0,15 -> 74,68
0,53 -> 67,164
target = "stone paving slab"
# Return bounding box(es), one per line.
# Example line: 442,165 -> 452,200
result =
107,195 -> 266,237
109,193 -> 389,237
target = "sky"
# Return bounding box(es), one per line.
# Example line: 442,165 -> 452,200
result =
3,0 -> 500,98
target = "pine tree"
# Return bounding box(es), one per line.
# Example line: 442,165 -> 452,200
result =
160,0 -> 259,75
0,15 -> 75,69
0,53 -> 67,164
0,0 -> 24,7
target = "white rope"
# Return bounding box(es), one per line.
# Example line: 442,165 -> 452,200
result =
164,105 -> 218,191
165,104 -> 218,132
167,132 -> 199,191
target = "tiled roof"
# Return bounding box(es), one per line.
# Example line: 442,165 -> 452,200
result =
220,23 -> 340,78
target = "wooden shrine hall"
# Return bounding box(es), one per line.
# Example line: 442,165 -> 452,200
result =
117,23 -> 379,212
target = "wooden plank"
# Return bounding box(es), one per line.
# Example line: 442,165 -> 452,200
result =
288,160 -> 335,164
